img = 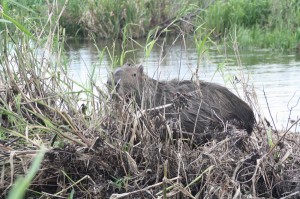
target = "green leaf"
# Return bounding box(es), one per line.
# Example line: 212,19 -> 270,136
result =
2,12 -> 32,37
8,0 -> 38,14
7,147 -> 45,199
68,189 -> 75,199
0,19 -> 12,23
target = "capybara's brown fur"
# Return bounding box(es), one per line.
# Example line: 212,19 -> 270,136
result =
108,64 -> 255,139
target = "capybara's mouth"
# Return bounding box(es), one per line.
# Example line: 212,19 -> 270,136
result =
115,79 -> 121,92
107,78 -> 121,92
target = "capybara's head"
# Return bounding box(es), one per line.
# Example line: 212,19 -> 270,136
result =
108,64 -> 146,100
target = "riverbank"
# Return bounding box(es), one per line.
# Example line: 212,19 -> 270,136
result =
2,0 -> 300,49
1,3 -> 300,198
0,38 -> 299,197
0,54 -> 300,197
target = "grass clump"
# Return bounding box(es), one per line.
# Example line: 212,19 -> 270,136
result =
204,0 -> 300,49
73,0 -> 197,39
204,0 -> 270,33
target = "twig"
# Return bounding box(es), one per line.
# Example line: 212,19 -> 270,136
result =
285,90 -> 300,131
213,110 -> 225,132
155,0 -> 216,37
109,177 -> 180,199
267,117 -> 300,156
136,103 -> 173,118
280,191 -> 300,199
54,174 -> 96,196
262,87 -> 278,137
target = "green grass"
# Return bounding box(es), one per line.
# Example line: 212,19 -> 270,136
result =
2,0 -> 300,49
204,0 -> 270,31
7,148 -> 45,199
203,0 -> 300,49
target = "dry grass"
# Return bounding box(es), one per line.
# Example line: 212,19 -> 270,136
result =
1,73 -> 300,198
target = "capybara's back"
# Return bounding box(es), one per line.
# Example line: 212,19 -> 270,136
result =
108,64 -> 255,141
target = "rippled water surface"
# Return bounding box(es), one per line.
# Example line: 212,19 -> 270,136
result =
65,38 -> 300,131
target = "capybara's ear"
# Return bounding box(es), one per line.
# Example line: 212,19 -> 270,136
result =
138,64 -> 144,74
123,62 -> 131,67
113,68 -> 123,76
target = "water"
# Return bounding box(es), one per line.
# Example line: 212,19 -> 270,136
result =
65,38 -> 300,131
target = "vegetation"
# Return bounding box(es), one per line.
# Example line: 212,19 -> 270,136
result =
1,0 -> 300,198
1,0 -> 300,49
204,0 -> 300,49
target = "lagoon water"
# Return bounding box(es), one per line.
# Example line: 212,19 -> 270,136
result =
65,37 -> 300,131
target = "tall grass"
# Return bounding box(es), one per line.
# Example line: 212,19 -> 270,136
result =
0,2 -> 110,197
3,0 -> 300,49
204,0 -> 270,32
1,0 -> 97,159
204,0 -> 300,49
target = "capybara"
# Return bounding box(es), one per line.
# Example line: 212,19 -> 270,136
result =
108,63 -> 255,138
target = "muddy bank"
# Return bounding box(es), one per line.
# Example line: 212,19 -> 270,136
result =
1,98 -> 300,198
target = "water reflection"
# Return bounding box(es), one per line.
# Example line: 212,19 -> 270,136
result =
65,38 -> 300,131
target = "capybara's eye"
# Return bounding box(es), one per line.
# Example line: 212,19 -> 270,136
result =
133,73 -> 136,77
